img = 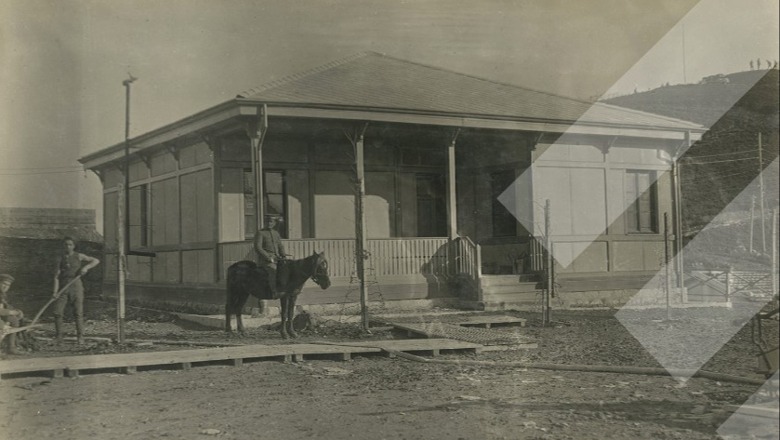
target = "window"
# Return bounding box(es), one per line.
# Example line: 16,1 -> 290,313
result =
264,171 -> 287,238
128,184 -> 149,248
491,170 -> 517,237
243,169 -> 288,238
151,178 -> 179,245
625,170 -> 658,233
243,170 -> 255,238
416,174 -> 446,237
180,169 -> 213,243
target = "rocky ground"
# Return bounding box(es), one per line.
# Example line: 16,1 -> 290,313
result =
1,299 -> 778,440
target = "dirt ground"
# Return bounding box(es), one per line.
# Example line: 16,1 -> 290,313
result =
0,300 -> 778,440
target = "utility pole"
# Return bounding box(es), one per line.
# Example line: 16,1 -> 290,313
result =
664,213 -> 672,321
749,195 -> 756,253
544,199 -> 552,326
758,132 -> 766,253
772,208 -> 778,300
117,73 -> 136,345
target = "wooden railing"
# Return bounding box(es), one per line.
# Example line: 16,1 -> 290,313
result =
453,236 -> 480,279
218,237 -> 473,282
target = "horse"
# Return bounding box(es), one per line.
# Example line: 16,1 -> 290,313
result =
225,252 -> 331,339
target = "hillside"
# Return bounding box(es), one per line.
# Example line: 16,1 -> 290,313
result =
605,69 -> 779,237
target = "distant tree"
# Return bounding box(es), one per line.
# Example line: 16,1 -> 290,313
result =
774,60 -> 779,69
767,60 -> 772,70
750,60 -> 754,70
757,59 -> 762,69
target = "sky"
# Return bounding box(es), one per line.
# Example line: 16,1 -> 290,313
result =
1,0 -> 778,233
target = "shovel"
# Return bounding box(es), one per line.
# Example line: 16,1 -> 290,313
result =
28,274 -> 83,327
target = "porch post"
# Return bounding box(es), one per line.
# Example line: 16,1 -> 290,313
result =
674,133 -> 690,288
447,129 -> 460,240
354,125 -> 369,331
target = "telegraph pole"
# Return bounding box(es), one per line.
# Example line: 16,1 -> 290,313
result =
758,132 -> 767,253
117,74 -> 137,344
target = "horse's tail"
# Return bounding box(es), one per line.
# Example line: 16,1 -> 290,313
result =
226,261 -> 255,314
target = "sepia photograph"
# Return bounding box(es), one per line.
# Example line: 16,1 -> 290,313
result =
1,1 -> 778,439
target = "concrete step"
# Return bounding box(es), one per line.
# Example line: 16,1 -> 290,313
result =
481,283 -> 542,295
481,291 -> 539,304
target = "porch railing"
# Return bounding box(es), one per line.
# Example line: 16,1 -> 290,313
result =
218,237 -> 476,282
530,237 -> 546,272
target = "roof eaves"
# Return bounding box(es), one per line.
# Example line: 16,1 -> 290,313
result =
79,98 -> 243,166
240,99 -> 704,133
593,101 -> 706,130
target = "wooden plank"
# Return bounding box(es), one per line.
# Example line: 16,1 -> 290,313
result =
340,338 -> 482,352
0,343 -> 383,376
453,315 -> 527,327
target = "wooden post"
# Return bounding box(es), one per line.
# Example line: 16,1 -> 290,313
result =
725,267 -> 732,303
673,143 -> 685,289
355,129 -> 369,331
749,195 -> 756,253
446,132 -> 458,241
758,132 -> 766,253
446,133 -> 459,277
117,183 -> 126,344
772,208 -> 778,299
544,199 -> 552,326
664,212 -> 672,321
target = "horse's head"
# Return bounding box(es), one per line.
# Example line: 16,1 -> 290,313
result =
310,251 -> 331,290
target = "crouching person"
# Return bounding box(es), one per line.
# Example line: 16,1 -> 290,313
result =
0,274 -> 24,355
52,236 -> 100,345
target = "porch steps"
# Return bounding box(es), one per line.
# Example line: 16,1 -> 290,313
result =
479,275 -> 542,309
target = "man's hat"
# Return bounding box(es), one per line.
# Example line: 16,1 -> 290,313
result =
0,274 -> 14,283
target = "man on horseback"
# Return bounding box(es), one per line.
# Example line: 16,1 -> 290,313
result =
253,214 -> 289,299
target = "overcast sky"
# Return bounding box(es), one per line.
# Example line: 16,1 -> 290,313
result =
1,0 -> 777,226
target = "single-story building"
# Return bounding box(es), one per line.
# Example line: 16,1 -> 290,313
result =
80,52 -> 704,311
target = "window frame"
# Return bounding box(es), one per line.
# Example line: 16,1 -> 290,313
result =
625,170 -> 659,234
243,169 -> 288,239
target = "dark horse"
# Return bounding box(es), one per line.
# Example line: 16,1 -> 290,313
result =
225,252 -> 331,338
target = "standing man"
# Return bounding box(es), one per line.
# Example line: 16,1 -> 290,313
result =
254,214 -> 288,299
53,236 -> 100,344
0,274 -> 23,355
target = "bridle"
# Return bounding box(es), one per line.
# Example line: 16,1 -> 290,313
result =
309,254 -> 329,285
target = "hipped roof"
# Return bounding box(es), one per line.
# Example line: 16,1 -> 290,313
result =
238,52 -> 703,130
81,52 -> 704,168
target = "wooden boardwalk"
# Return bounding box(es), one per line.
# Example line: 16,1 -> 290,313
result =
450,315 -> 527,328
390,322 -> 537,348
0,339 -> 482,381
